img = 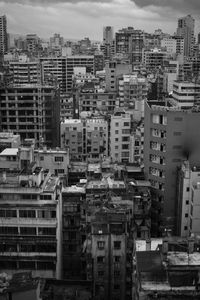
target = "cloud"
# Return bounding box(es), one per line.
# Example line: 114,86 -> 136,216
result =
0,0 -> 112,4
133,0 -> 200,15
0,0 -> 181,39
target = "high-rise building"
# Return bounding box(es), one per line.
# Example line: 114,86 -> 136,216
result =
0,15 -> 8,55
102,26 -> 115,60
177,14 -> 195,57
144,100 -> 200,236
0,84 -> 60,147
129,30 -> 145,66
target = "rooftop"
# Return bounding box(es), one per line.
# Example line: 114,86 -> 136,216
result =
167,251 -> 200,266
0,148 -> 18,156
62,185 -> 85,194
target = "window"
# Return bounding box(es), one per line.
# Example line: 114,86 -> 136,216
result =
123,122 -> 129,127
38,210 -> 56,218
97,241 -> 105,250
186,187 -> 190,192
38,227 -> 56,236
55,156 -> 64,162
40,156 -> 44,161
122,144 -> 129,150
115,146 -> 118,150
98,271 -> 104,277
115,123 -> 119,127
114,270 -> 120,277
174,117 -> 183,121
185,213 -> 188,218
19,210 -> 36,218
115,138 -> 118,142
114,284 -> 120,290
184,226 -> 188,230
20,227 -> 36,235
97,256 -> 105,263
114,256 -> 120,262
173,132 -> 182,136
114,241 -> 121,250
115,130 -> 119,134
68,231 -> 76,240
122,136 -> 129,142
0,210 -> 17,218
0,227 -> 18,235
186,200 -> 189,205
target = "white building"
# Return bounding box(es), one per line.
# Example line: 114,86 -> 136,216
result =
118,74 -> 148,118
171,80 -> 200,107
177,161 -> 200,237
110,110 -> 134,163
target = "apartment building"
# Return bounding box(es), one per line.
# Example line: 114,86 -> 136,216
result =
61,118 -> 108,162
118,74 -> 148,114
144,100 -> 200,236
86,209 -> 133,300
0,162 -> 62,279
115,27 -> 134,56
177,161 -> 200,237
134,237 -> 200,299
78,91 -> 118,114
0,84 -> 60,147
171,80 -> 200,108
161,36 -> 184,56
110,110 -> 134,163
34,147 -> 69,183
26,34 -> 40,54
0,15 -> 8,55
66,56 -> 94,92
0,132 -> 21,153
9,60 -> 40,85
40,57 -> 67,95
129,30 -> 145,66
102,26 -> 115,60
142,48 -> 169,70
105,60 -> 132,92
62,186 -> 86,279
177,14 -> 195,57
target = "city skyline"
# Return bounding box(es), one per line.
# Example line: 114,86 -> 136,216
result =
1,0 -> 200,40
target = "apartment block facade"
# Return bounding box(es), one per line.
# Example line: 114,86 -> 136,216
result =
0,165 -> 62,279
61,118 -> 108,162
144,101 -> 200,236
0,84 -> 60,147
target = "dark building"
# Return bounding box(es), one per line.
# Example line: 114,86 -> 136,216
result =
0,84 -> 60,147
62,186 -> 86,280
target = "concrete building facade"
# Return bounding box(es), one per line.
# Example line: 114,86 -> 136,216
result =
144,101 -> 200,236
0,84 -> 60,147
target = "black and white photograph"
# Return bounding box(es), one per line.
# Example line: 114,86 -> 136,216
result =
0,0 -> 200,299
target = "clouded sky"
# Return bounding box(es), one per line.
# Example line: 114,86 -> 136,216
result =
0,0 -> 199,40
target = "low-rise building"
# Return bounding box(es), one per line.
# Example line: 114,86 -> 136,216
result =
134,237 -> 200,299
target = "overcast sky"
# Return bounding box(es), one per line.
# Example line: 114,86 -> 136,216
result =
1,0 -> 200,40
